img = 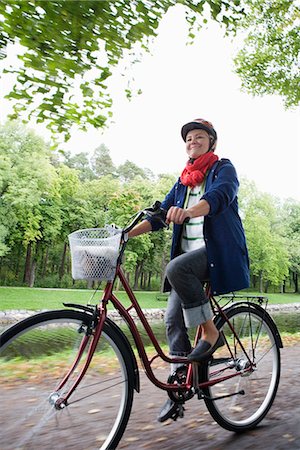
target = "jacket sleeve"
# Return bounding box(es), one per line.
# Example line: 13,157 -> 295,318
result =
146,180 -> 178,231
201,161 -> 239,217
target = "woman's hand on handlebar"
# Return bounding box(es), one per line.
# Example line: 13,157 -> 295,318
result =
166,206 -> 190,225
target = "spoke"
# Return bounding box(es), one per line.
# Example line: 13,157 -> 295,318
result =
15,403 -> 57,448
69,378 -> 127,405
254,342 -> 276,366
74,374 -> 124,391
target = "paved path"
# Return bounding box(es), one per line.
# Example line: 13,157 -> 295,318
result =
119,342 -> 300,450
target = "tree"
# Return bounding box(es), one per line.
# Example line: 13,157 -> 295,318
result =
280,199 -> 300,292
55,164 -> 89,281
0,1 -> 245,140
239,181 -> 290,292
63,150 -> 95,181
117,160 -> 147,183
91,144 -> 116,177
0,121 -> 60,285
235,0 -> 299,108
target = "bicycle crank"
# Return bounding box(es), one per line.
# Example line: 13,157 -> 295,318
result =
168,366 -> 194,403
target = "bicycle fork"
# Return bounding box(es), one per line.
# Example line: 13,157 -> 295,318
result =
49,305 -> 107,410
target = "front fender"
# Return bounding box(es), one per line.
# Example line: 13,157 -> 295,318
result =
105,317 -> 140,392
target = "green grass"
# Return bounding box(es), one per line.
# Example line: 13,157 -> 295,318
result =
0,286 -> 163,310
0,286 -> 299,311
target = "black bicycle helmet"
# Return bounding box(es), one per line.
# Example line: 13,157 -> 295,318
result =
181,118 -> 217,151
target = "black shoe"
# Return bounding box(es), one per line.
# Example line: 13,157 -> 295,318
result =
187,332 -> 224,363
157,398 -> 185,422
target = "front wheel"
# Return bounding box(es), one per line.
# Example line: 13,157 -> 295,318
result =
200,305 -> 281,432
0,309 -> 135,450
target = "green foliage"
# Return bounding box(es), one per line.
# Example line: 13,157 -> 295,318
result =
280,199 -> 300,279
239,180 -> 292,291
0,122 -> 299,292
0,0 -> 297,145
91,144 -> 116,178
0,1 -> 245,140
0,121 -> 58,249
63,151 -> 95,181
117,160 -> 149,183
235,0 -> 300,108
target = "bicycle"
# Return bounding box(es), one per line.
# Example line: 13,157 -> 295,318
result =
0,202 -> 283,450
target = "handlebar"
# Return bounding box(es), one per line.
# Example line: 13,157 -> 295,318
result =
123,201 -> 168,234
118,201 -> 190,264
145,201 -> 190,225
123,200 -> 190,236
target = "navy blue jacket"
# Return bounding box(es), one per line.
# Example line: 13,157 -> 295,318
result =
148,159 -> 250,295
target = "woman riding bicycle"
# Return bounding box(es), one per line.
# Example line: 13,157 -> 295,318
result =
129,118 -> 250,421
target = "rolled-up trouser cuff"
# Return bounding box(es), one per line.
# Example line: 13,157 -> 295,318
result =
169,350 -> 191,357
183,302 -> 213,328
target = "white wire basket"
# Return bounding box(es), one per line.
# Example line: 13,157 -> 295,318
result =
68,226 -> 122,281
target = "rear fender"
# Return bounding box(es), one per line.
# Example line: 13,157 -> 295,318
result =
214,302 -> 283,349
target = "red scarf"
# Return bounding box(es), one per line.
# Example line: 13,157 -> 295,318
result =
180,152 -> 219,188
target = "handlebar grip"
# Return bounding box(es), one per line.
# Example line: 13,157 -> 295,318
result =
183,217 -> 190,224
152,200 -> 162,210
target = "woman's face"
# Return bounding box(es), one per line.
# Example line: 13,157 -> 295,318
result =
185,129 -> 210,159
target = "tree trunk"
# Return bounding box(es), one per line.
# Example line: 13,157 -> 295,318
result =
140,271 -> 146,290
160,252 -> 168,292
29,259 -> 36,288
133,267 -> 139,290
15,244 -> 22,278
87,279 -> 94,289
147,272 -> 152,290
252,275 -> 257,290
28,242 -> 40,288
139,271 -> 143,289
282,279 -> 286,293
42,247 -> 49,278
23,243 -> 32,284
293,272 -> 298,293
134,263 -> 143,290
259,271 -> 263,293
59,242 -> 68,280
265,281 -> 269,293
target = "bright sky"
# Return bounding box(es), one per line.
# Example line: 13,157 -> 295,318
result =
1,6 -> 299,201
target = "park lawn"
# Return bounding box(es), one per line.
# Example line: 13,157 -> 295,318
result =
0,286 -> 299,311
0,287 -> 162,311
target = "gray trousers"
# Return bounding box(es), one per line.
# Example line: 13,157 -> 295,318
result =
164,247 -> 213,356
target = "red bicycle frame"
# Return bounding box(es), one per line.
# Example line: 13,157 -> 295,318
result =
55,261 -> 254,407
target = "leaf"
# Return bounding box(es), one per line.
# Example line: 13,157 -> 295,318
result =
0,0 -> 247,141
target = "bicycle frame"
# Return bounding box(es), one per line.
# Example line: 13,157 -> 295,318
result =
55,262 -> 257,407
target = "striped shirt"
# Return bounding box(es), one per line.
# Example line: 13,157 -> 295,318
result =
181,184 -> 205,253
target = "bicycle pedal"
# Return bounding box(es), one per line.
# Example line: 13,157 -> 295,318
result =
171,404 -> 185,421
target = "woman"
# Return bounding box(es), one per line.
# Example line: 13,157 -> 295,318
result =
129,118 -> 250,421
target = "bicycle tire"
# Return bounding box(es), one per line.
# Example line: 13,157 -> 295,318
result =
0,309 -> 134,450
200,304 -> 281,432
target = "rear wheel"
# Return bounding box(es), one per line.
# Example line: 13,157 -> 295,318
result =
200,305 -> 281,432
0,309 -> 134,450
